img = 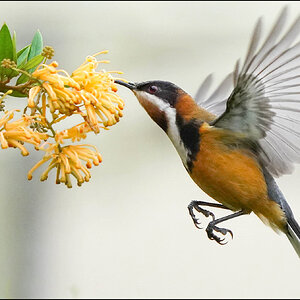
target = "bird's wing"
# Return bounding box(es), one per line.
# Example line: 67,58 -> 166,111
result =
195,73 -> 234,117
198,7 -> 300,177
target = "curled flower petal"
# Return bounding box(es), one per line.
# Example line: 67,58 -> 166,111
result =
28,143 -> 101,187
0,132 -> 8,149
28,86 -> 41,108
42,82 -> 57,100
28,155 -> 52,180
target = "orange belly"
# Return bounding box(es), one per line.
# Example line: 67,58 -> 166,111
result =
189,127 -> 286,231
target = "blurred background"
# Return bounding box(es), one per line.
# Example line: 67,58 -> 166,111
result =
0,1 -> 300,298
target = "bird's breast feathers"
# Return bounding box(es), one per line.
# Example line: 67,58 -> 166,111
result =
184,123 -> 285,229
189,124 -> 266,210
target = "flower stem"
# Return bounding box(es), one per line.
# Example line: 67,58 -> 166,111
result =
35,107 -> 55,137
0,81 -> 33,95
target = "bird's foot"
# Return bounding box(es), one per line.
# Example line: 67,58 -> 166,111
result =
188,201 -> 215,229
206,221 -> 233,245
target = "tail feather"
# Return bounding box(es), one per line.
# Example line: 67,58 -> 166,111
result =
262,167 -> 300,258
286,217 -> 300,258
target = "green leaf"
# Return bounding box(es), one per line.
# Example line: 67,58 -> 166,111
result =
12,31 -> 17,62
16,73 -> 29,85
17,59 -> 27,70
7,31 -> 19,78
0,23 -> 13,61
17,45 -> 30,59
7,68 -> 19,79
0,23 -> 14,79
28,30 -> 43,60
27,30 -> 43,73
17,46 -> 30,67
21,54 -> 43,71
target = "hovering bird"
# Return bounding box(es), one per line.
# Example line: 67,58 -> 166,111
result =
116,7 -> 300,257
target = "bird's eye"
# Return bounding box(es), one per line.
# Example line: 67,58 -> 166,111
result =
148,85 -> 158,94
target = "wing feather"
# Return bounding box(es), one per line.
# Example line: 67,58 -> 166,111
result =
194,74 -> 213,105
241,18 -> 263,74
197,7 -> 300,177
195,73 -> 234,117
244,7 -> 288,75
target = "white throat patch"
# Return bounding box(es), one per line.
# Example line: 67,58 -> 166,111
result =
135,91 -> 190,169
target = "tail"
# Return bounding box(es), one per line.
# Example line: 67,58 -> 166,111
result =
286,216 -> 300,258
262,167 -> 300,258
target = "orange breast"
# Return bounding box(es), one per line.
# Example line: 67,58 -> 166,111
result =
190,124 -> 286,231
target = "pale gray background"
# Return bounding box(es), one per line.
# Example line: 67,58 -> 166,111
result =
0,1 -> 300,298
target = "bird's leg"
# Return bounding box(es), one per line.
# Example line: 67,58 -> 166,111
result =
206,210 -> 246,245
188,200 -> 231,229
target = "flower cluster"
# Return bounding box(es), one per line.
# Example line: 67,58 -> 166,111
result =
1,50 -> 125,188
0,110 -> 47,156
28,143 -> 102,187
28,51 -> 124,131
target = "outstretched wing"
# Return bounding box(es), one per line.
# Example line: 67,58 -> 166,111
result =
195,73 -> 234,117
198,7 -> 300,177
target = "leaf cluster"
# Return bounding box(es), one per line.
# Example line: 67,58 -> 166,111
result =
0,23 -> 44,96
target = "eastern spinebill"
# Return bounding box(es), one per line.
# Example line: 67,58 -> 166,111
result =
116,7 -> 300,258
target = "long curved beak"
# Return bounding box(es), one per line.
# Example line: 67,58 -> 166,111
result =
115,80 -> 137,90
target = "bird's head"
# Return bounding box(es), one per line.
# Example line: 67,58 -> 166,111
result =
115,80 -> 200,132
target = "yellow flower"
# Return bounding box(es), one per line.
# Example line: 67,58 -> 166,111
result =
24,50 -> 126,188
28,143 -> 102,187
71,52 -> 124,131
55,122 -> 106,144
28,86 -> 41,108
28,52 -> 125,132
28,61 -> 81,116
0,110 -> 48,156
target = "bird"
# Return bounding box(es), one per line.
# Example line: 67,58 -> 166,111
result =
115,7 -> 300,258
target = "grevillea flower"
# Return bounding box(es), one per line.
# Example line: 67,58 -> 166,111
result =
71,52 -> 124,131
27,143 -> 102,188
0,110 -> 48,156
28,51 -> 125,132
55,122 -> 109,144
22,50 -> 125,187
29,61 -> 80,116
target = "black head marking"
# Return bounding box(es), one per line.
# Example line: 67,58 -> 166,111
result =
135,81 -> 181,107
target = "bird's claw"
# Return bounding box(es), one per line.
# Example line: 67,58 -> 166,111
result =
188,201 -> 215,229
188,205 -> 202,228
206,223 -> 233,245
194,218 -> 203,229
